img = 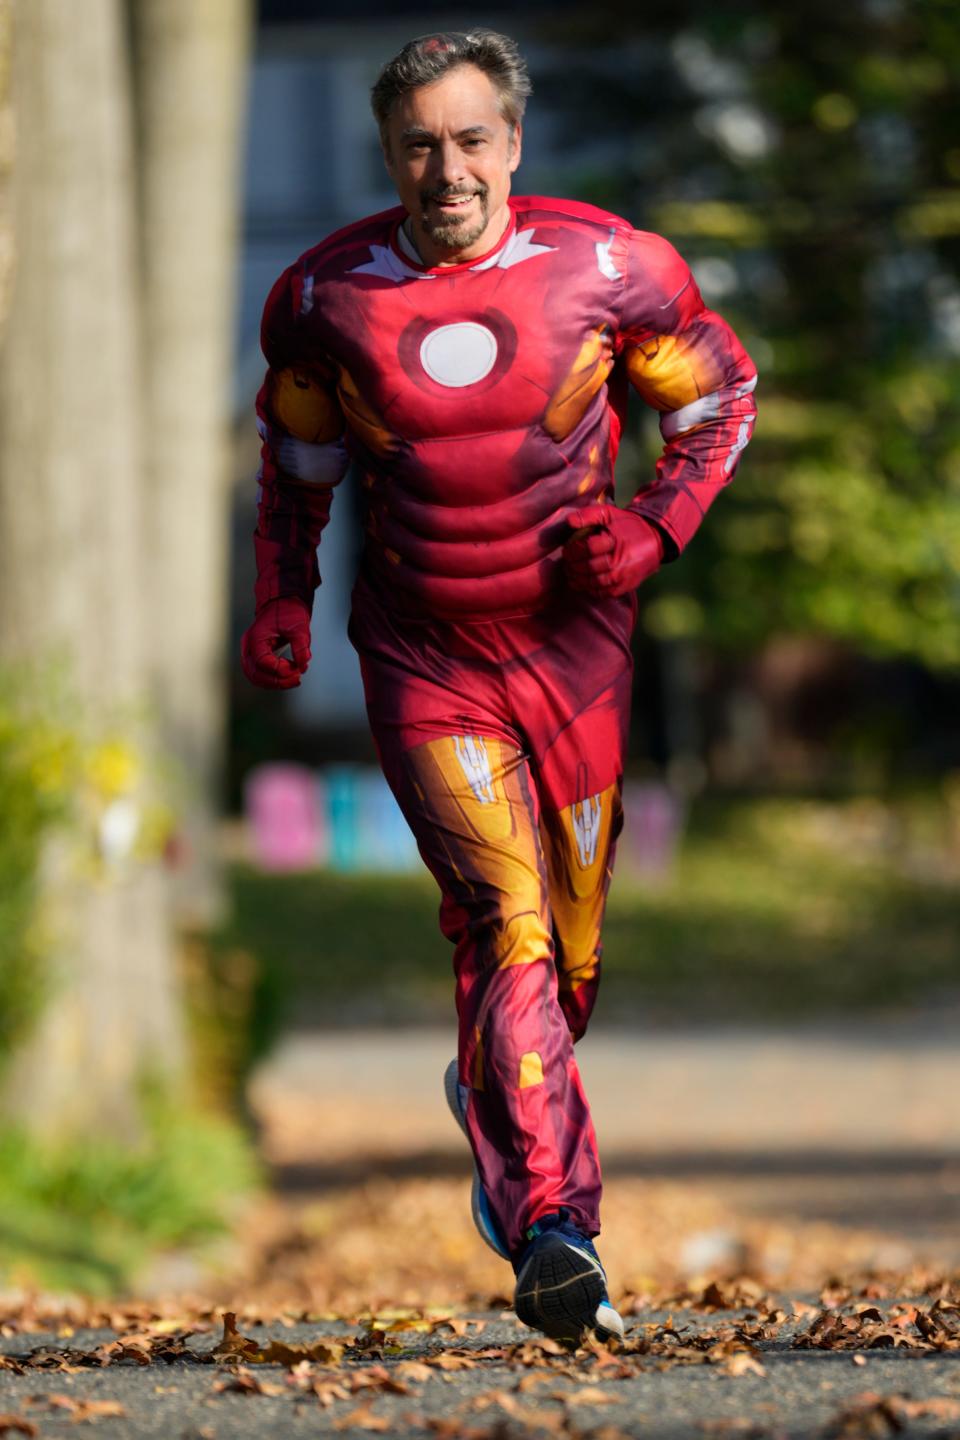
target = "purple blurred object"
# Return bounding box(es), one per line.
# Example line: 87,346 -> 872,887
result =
621,781 -> 684,879
245,763 -> 325,871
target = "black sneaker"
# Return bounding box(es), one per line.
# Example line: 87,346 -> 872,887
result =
513,1209 -> 624,1343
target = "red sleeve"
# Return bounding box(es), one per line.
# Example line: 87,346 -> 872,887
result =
618,231 -> 758,557
252,265 -> 348,611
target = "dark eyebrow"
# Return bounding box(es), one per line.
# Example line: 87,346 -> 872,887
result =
399,124 -> 493,142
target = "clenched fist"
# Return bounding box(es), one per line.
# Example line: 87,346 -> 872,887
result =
240,596 -> 312,689
563,504 -> 664,598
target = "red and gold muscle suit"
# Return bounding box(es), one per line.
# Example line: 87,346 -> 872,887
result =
248,196 -> 757,1257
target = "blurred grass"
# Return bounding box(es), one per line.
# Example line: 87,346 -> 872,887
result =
212,793 -> 960,1032
0,1092 -> 261,1295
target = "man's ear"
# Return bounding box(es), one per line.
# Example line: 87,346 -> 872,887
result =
508,121 -> 523,174
382,138 -> 396,179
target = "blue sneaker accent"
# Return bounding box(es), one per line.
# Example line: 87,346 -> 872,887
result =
513,1210 -> 624,1343
443,1058 -> 510,1262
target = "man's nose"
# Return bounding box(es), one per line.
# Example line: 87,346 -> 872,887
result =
433,140 -> 467,187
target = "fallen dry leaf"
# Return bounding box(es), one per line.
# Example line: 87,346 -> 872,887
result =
259,1336 -> 346,1366
210,1312 -> 261,1363
512,1338 -> 567,1365
466,1389 -> 521,1416
438,1317 -> 488,1338
19,1349 -> 87,1374
292,1371 -> 351,1406
894,1395 -> 960,1421
517,1372 -> 558,1393
424,1351 -> 481,1371
211,1365 -> 285,1398
349,1363 -> 411,1396
722,1350 -> 767,1379
37,1395 -> 127,1422
333,1401 -> 391,1432
553,1385 -> 622,1406
394,1360 -> 434,1384
207,1312 -> 348,1367
424,1420 -> 500,1440
823,1389 -> 960,1439
699,1422 -> 770,1436
347,1329 -> 387,1358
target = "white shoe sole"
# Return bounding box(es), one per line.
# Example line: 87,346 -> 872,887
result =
442,1058 -> 509,1260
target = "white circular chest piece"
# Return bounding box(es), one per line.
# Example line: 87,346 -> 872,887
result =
419,322 -> 498,388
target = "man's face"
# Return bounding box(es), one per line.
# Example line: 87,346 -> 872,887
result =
383,63 -> 522,266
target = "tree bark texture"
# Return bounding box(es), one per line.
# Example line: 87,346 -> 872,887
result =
0,1 -> 13,340
0,0 -> 184,1139
133,0 -> 252,926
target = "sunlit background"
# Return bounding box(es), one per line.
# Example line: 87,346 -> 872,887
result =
0,0 -> 957,1306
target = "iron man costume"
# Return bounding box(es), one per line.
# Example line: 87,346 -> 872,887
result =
253,194 -> 756,617
248,195 -> 757,1257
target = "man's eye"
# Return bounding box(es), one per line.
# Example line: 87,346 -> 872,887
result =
463,139 -> 484,149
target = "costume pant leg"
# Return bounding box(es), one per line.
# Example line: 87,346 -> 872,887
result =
540,782 -> 624,1043
350,581 -> 602,1257
381,734 -> 602,1259
507,592 -> 635,1044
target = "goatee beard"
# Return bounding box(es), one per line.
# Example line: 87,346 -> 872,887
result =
418,184 -> 490,251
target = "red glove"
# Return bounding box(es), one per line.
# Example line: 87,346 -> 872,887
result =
563,504 -> 665,598
240,596 -> 312,690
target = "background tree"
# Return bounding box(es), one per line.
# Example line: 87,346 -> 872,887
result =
132,0 -> 252,927
0,0 -> 251,1137
540,1 -> 960,675
0,0 -> 182,1138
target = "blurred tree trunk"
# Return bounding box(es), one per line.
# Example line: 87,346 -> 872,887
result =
0,0 -> 184,1139
132,0 -> 252,927
0,1 -> 12,340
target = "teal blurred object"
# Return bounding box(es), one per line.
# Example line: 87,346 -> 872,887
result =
324,765 -> 359,871
322,764 -> 420,874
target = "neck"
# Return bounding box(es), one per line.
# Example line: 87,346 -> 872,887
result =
403,204 -> 511,268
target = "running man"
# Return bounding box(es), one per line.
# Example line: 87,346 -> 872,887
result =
241,30 -> 757,1342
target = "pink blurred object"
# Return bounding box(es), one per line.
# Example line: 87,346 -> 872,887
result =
245,763 -> 325,871
621,780 -> 684,879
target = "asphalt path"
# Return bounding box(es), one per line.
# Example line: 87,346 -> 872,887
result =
250,1019 -> 960,1164
5,1018 -> 956,1438
249,1021 -> 960,1277
2,1303 -> 960,1439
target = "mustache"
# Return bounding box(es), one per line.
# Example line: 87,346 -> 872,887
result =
420,184 -> 489,205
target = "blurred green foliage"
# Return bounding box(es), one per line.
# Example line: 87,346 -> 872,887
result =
0,1087 -> 260,1294
0,670 -> 177,1076
209,790 -> 959,1027
0,677 -> 73,1067
539,1 -> 960,668
0,676 -> 261,1296
181,931 -> 283,1112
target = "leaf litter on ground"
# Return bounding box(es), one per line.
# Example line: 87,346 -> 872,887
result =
1,1230 -> 958,1435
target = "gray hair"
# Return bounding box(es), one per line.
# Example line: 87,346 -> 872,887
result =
371,30 -> 532,143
